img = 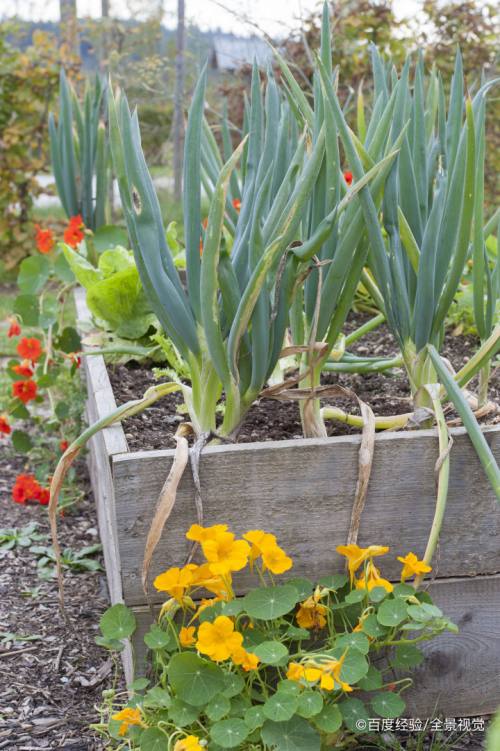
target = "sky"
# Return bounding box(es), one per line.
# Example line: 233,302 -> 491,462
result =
5,0 -> 422,36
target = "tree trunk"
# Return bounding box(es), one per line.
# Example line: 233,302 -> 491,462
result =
172,0 -> 186,201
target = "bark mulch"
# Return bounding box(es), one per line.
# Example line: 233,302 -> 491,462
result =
0,449 -> 120,750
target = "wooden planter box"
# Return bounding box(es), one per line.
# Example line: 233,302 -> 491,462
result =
75,289 -> 500,718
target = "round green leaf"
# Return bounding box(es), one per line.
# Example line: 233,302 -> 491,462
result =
358,665 -> 383,691
344,589 -> 366,604
169,698 -> 200,726
168,653 -> 225,706
371,692 -> 406,719
18,256 -> 50,295
329,647 -> 369,683
391,644 -> 425,669
244,585 -> 299,620
144,687 -> 171,708
318,573 -> 348,591
53,250 -> 75,282
314,704 -> 342,733
261,717 -> 320,751
139,728 -> 168,751
55,326 -> 82,354
144,624 -> 174,650
263,692 -> 298,722
244,705 -> 266,730
338,698 -> 369,733
206,694 -> 231,721
369,586 -> 389,603
11,430 -> 33,454
253,640 -> 289,665
222,673 -> 245,698
407,603 -> 442,622
39,294 -> 58,329
377,599 -> 408,627
296,690 -> 323,719
99,604 -> 136,640
13,295 -> 39,326
128,677 -> 149,692
287,577 -> 313,599
209,718 -> 249,748
362,614 -> 388,639
392,583 -> 415,598
335,632 -> 370,655
55,402 -> 70,420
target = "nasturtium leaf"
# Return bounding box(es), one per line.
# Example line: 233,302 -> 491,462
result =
358,665 -> 383,691
168,653 -> 225,707
206,694 -> 231,721
55,326 -> 82,354
220,600 -> 244,617
253,640 -> 289,665
400,621 -> 426,631
244,705 -> 266,730
139,727 -> 168,751
53,250 -> 75,282
314,704 -> 342,733
328,647 -> 369,683
371,692 -> 406,719
297,690 -> 323,719
229,694 -> 251,717
94,635 -> 125,651
344,589 -> 366,605
336,632 -> 370,655
392,583 -> 415,598
285,625 -> 310,641
406,603 -> 442,622
362,614 -> 388,639
261,717 -> 320,751
263,692 -> 298,722
128,677 -> 149,691
209,718 -> 249,748
369,586 -> 389,603
243,584 -> 299,620
17,255 -> 50,295
222,673 -> 245,698
10,402 -> 30,420
318,573 -> 348,591
276,680 -> 302,697
13,294 -> 39,326
99,604 -> 136,640
377,599 -> 408,627
144,624 -> 174,650
39,294 -> 58,329
169,698 -> 200,726
11,430 -> 33,454
37,373 -> 56,388
143,687 -> 171,708
287,577 -> 313,599
55,402 -> 70,420
338,698 -> 370,733
391,644 -> 425,669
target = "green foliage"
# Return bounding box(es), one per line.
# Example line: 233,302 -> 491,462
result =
0,523 -> 47,553
29,543 -> 102,580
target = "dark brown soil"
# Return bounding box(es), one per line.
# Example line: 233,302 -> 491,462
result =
0,448 -> 121,750
108,315 -> 499,453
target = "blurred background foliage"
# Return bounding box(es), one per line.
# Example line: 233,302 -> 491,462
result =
0,0 -> 498,268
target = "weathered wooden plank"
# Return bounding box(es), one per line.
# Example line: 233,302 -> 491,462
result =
111,427 -> 500,606
128,574 -> 500,717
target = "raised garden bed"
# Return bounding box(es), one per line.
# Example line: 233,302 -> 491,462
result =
76,289 -> 500,717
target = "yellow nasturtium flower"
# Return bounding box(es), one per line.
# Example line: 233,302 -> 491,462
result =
153,564 -> 198,602
243,530 -> 277,563
336,544 -> 389,582
397,552 -> 432,582
112,707 -> 144,736
201,532 -> 250,576
287,662 -> 305,681
296,590 -> 328,629
174,735 -> 203,751
355,560 -> 393,593
321,652 -> 353,693
179,626 -> 196,647
243,529 -> 293,574
190,563 -> 232,599
196,615 -> 243,662
186,523 -> 228,543
232,647 -> 260,671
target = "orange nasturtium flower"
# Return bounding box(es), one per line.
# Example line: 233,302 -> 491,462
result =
343,170 -> 353,186
35,224 -> 55,254
7,317 -> 21,338
196,615 -> 243,662
232,647 -> 260,672
17,337 -> 43,363
355,560 -> 393,593
112,707 -> 144,736
336,544 -> 389,582
63,214 -> 85,248
12,360 -> 34,378
232,198 -> 241,211
296,589 -> 328,630
201,531 -> 250,576
174,736 -> 203,751
12,474 -> 42,504
243,529 -> 293,574
397,552 -> 432,582
179,626 -> 196,647
0,415 -> 11,435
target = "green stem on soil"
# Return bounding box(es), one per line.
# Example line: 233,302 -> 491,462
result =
344,312 -> 386,347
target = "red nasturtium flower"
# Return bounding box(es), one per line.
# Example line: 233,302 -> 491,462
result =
0,415 -> 11,435
12,380 -> 38,404
343,170 -> 353,186
7,317 -> 21,338
60,440 -> 69,452
68,352 -> 81,368
17,337 -> 43,363
35,224 -> 55,254
12,474 -> 41,504
232,198 -> 241,212
36,487 -> 50,506
12,360 -> 34,378
63,214 -> 85,248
